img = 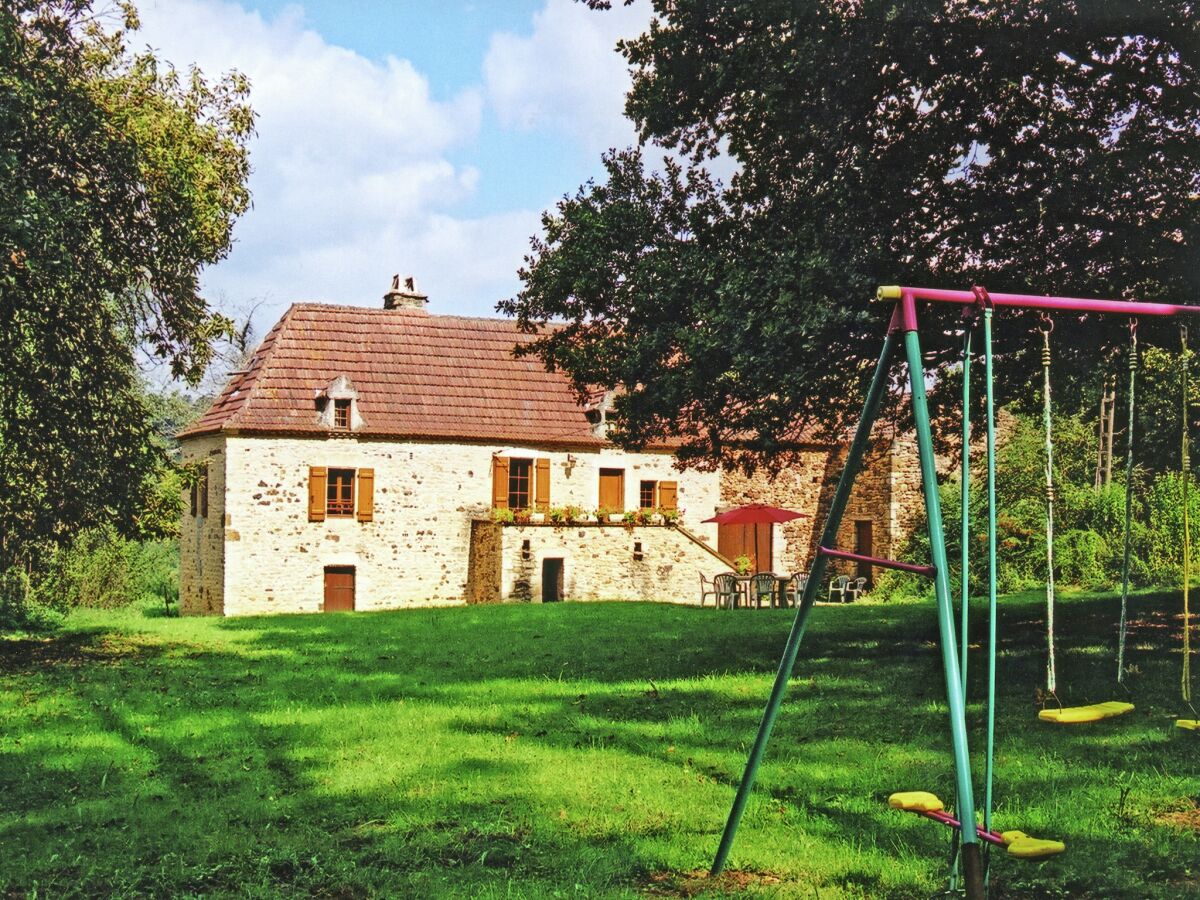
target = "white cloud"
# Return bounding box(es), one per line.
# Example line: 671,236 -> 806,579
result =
130,0 -> 653,352
483,0 -> 648,156
135,0 -> 526,328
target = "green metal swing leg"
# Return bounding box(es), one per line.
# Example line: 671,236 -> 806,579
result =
709,327 -> 900,878
902,322 -> 985,900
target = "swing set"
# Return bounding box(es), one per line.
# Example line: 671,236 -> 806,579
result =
709,285 -> 1200,900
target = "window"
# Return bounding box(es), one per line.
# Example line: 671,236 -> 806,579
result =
333,398 -> 351,429
309,467 -> 373,521
190,466 -> 209,518
639,480 -> 657,509
492,456 -> 549,511
508,458 -> 532,509
326,468 -> 355,516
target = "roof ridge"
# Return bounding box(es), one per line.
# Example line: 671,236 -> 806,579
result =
286,300 -> 550,330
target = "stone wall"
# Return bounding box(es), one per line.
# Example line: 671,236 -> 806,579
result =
207,434 -> 722,615
494,522 -> 730,604
179,435 -> 226,615
721,435 -> 924,582
466,520 -> 502,604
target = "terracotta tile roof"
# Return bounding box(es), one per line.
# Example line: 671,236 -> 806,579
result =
178,304 -> 607,446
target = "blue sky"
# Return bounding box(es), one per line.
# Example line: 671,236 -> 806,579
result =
135,0 -> 651,331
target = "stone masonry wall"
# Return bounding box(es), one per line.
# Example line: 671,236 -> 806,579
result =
466,520 -> 502,604
495,522 -> 730,604
179,435 -> 226,615
213,435 -> 722,615
721,436 -> 923,583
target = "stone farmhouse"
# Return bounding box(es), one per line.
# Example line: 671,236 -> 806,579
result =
178,277 -> 924,616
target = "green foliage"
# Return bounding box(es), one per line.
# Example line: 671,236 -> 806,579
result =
491,507 -> 515,525
0,566 -> 62,632
1135,343 -> 1200,478
30,528 -> 179,614
504,3 -> 1199,470
0,2 -> 252,572
878,411 -> 1200,599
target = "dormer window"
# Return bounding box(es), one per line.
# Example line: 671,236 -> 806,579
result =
333,398 -> 351,429
316,375 -> 360,431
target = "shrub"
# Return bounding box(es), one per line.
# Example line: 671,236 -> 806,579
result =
1056,529 -> 1112,589
0,567 -> 63,631
31,528 -> 180,612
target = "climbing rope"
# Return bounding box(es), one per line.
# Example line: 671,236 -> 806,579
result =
1040,314 -> 1058,698
1117,320 -> 1137,684
1182,324 -> 1192,709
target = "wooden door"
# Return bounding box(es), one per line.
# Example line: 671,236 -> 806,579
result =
598,468 -> 625,511
323,566 -> 355,612
717,523 -> 773,572
854,521 -> 873,584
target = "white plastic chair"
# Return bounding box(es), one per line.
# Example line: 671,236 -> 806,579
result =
828,575 -> 851,603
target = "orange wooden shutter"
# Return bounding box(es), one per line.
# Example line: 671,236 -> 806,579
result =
356,468 -> 374,522
492,457 -> 509,508
199,466 -> 209,518
658,480 -> 678,510
535,458 -> 551,511
309,466 -> 327,521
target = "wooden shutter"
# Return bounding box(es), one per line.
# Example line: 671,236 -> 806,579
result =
492,456 -> 509,508
599,468 -> 625,511
658,480 -> 678,510
535,458 -> 551,511
356,468 -> 374,522
308,466 -> 327,521
199,467 -> 209,518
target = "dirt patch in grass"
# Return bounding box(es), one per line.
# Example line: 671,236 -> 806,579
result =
1155,798 -> 1200,832
644,869 -> 782,897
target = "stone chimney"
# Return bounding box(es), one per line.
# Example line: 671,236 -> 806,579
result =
383,274 -> 428,310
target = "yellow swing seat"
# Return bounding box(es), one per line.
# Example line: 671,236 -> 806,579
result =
1038,701 -> 1134,724
1176,719 -> 1200,731
1000,830 -> 1066,859
888,791 -> 944,812
887,792 -> 1065,859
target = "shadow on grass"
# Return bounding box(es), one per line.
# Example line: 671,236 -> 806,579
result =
1,591 -> 1196,898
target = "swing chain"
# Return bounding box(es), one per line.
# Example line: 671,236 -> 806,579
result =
1040,313 -> 1058,695
1181,323 -> 1192,708
1117,318 -> 1138,685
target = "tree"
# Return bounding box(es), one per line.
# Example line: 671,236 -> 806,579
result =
502,1 -> 1200,470
0,1 -> 253,570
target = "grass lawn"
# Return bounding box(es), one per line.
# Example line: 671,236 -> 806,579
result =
1,589 -> 1197,898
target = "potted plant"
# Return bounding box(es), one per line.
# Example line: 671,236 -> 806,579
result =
734,554 -> 753,576
622,510 -> 638,527
660,508 -> 680,525
548,506 -> 568,525
649,508 -> 665,525
492,507 -> 515,525
565,505 -> 584,524
513,507 -> 532,525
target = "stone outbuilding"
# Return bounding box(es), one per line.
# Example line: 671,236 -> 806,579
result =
178,279 -> 923,615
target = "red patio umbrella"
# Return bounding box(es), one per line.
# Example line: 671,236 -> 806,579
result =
702,504 -> 807,574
